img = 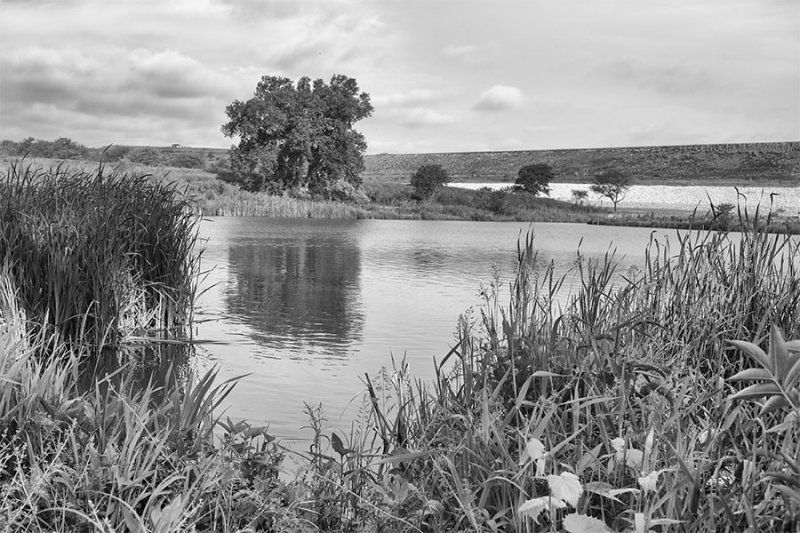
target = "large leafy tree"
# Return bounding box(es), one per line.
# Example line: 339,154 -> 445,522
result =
222,75 -> 373,193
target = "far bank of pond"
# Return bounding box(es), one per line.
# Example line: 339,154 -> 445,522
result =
196,177 -> 800,233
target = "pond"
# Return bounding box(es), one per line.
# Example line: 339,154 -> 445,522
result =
194,218 -> 676,446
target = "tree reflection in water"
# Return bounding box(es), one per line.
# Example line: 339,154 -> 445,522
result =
225,234 -> 363,359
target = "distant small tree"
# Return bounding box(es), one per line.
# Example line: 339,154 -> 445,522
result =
50,137 -> 89,159
515,163 -> 553,197
709,200 -> 735,228
590,169 -> 631,211
410,164 -> 449,200
571,189 -> 589,205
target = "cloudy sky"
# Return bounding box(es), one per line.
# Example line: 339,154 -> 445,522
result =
1,0 -> 798,153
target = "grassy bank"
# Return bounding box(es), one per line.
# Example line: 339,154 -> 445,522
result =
1,162 -> 799,531
0,158 -> 602,223
5,158 -> 799,233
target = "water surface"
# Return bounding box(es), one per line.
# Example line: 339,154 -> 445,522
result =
195,218 -> 671,444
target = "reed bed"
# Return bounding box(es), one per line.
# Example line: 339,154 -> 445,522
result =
202,193 -> 370,218
0,274 -> 285,532
349,209 -> 800,532
0,161 -> 200,357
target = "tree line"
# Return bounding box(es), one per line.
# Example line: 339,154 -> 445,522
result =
0,138 -> 209,169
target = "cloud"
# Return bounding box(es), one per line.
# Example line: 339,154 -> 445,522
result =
1,47 -> 233,109
442,44 -> 478,59
0,46 -> 236,145
441,43 -> 494,65
473,85 -> 525,111
370,89 -> 454,128
212,0 -> 364,21
212,0 -> 304,19
600,59 -> 717,97
372,89 -> 448,108
627,121 -> 702,145
396,108 -> 454,127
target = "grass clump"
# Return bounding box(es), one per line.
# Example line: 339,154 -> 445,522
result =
0,275 -> 294,532
0,161 -> 199,356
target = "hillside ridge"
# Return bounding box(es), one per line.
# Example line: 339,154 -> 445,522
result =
362,141 -> 800,186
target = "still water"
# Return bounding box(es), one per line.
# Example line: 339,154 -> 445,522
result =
194,218 -> 670,445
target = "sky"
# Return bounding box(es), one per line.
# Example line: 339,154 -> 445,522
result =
0,0 -> 798,154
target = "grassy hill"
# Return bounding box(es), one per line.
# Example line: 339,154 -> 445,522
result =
362,141 -> 800,186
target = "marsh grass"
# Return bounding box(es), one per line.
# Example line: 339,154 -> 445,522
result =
0,161 -> 200,359
0,276 -> 285,532
351,208 -> 800,531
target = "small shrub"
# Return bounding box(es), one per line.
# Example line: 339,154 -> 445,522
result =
166,152 -> 205,169
126,147 -> 163,166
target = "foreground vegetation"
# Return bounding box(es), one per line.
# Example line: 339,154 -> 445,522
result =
1,163 -> 798,531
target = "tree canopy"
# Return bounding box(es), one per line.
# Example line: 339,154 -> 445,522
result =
590,169 -> 631,211
515,163 -> 554,197
410,164 -> 450,200
222,75 -> 373,193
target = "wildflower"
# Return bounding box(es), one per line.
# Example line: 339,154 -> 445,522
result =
526,437 -> 546,460
520,437 -> 549,476
547,472 -> 583,507
518,496 -> 566,524
610,437 -> 644,470
637,469 -> 664,493
563,513 -> 612,533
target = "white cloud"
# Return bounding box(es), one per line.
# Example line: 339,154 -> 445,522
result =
0,46 -> 235,146
396,108 -> 455,127
372,89 -> 449,108
442,44 -> 478,59
370,88 -> 455,128
473,85 -> 525,111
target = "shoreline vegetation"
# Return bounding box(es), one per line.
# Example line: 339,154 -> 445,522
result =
1,162 -> 799,531
1,155 -> 798,235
